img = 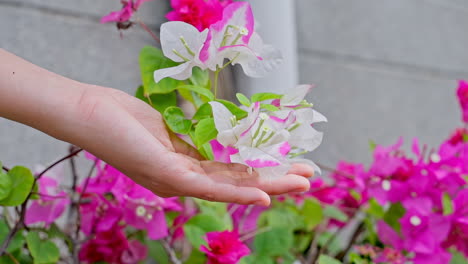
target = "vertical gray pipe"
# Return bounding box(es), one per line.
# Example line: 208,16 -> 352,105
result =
234,0 -> 298,97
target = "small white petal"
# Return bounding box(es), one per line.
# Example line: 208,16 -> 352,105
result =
281,84 -> 312,106
160,21 -> 208,62
154,62 -> 193,83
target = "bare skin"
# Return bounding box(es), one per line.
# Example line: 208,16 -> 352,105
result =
0,49 -> 313,206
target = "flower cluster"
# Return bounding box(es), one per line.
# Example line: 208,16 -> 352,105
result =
210,85 -> 326,178
166,0 -> 233,31
101,0 -> 151,24
154,1 -> 282,82
295,80 -> 468,263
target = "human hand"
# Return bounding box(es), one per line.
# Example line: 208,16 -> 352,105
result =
69,85 -> 313,206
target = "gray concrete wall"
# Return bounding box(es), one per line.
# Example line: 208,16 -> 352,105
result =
1,0 -> 467,170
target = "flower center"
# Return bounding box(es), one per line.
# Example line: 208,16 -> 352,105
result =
410,216 -> 421,226
430,153 -> 441,163
381,180 -> 391,191
136,205 -> 146,217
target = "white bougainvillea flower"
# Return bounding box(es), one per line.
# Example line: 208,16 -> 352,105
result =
210,85 -> 326,179
199,2 -> 283,77
154,21 -> 208,82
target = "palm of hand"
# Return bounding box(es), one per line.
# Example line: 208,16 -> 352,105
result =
79,88 -> 313,206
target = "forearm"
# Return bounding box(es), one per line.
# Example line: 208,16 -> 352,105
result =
0,49 -> 88,142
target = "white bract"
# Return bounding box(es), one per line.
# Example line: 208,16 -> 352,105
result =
210,85 -> 326,179
153,2 -> 283,83
199,2 -> 283,77
154,21 -> 208,82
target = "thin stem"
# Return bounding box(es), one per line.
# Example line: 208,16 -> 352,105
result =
5,252 -> 19,264
74,161 -> 97,239
213,68 -> 220,99
240,226 -> 271,241
37,148 -> 83,180
0,149 -> 83,256
161,238 -> 182,264
69,145 -> 80,197
2,166 -> 9,172
336,222 -> 365,261
136,18 -> 160,44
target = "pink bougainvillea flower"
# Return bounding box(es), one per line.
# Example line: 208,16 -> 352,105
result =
166,0 -> 232,31
447,127 -> 468,146
210,139 -> 239,163
400,198 -> 451,254
121,240 -> 148,264
442,189 -> 468,257
25,176 -> 70,227
79,193 -> 123,235
457,80 -> 468,123
79,229 -> 146,264
200,230 -> 251,264
79,229 -> 129,263
229,204 -> 266,235
101,0 -> 151,24
120,182 -> 182,240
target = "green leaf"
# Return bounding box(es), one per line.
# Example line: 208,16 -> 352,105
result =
189,67 -> 210,88
318,255 -> 342,264
186,213 -> 228,232
367,198 -> 385,219
348,252 -> 368,264
26,232 -> 60,264
215,99 -> 248,119
323,206 -> 348,222
29,181 -> 39,200
260,104 -> 279,112
185,250 -> 207,264
147,240 -> 170,264
192,103 -> 213,121
0,166 -> 34,206
183,225 -> 207,249
139,46 -> 183,94
463,133 -> 468,143
258,207 -> 303,230
383,202 -> 405,233
199,142 -> 215,160
0,172 -> 12,201
301,199 -> 323,230
47,223 -> 73,252
451,250 -> 468,264
443,193 -> 454,215
236,93 -> 251,107
177,85 -> 215,101
192,199 -> 232,227
163,106 -> 192,134
135,85 -> 177,113
193,118 -> 217,147
0,220 -> 24,253
254,227 -> 293,257
240,254 -> 274,264
368,140 -> 377,152
251,92 -> 282,102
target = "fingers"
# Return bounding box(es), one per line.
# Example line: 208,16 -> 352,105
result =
185,173 -> 271,206
217,171 -> 311,195
289,163 -> 315,178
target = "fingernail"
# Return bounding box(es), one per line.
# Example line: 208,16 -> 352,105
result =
292,187 -> 307,193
